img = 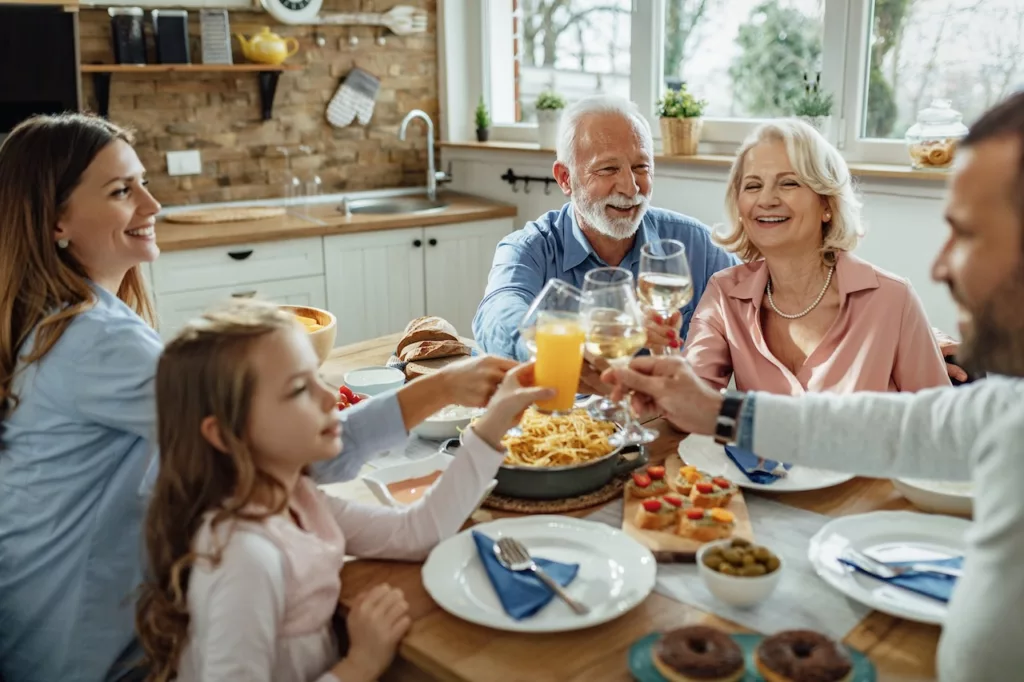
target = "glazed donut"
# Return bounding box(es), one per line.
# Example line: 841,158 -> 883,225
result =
652,625 -> 745,682
927,144 -> 952,167
754,630 -> 853,682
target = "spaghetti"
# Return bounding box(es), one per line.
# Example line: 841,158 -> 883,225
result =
500,408 -> 616,467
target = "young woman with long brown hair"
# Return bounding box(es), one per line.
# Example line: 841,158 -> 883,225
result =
0,113 -> 522,682
136,300 -> 550,682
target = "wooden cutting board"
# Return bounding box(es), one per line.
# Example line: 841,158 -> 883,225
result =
621,452 -> 754,560
163,206 -> 287,224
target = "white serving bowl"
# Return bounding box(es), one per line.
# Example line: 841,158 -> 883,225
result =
411,405 -> 485,441
892,478 -> 973,517
344,366 -> 406,397
696,539 -> 784,608
362,451 -> 497,511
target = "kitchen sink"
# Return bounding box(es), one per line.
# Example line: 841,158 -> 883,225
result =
341,196 -> 450,215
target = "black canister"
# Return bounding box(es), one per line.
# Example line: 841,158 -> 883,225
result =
108,7 -> 146,65
151,10 -> 190,64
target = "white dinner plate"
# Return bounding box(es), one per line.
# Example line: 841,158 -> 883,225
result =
808,510 -> 970,625
421,515 -> 656,633
677,435 -> 854,492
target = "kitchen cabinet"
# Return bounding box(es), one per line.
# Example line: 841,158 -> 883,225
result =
323,227 -> 426,346
324,218 -> 513,345
155,276 -> 326,341
423,220 -> 510,336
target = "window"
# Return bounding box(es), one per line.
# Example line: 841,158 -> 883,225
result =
488,0 -> 632,125
663,0 -> 825,119
861,0 -> 1024,141
453,0 -> 1024,164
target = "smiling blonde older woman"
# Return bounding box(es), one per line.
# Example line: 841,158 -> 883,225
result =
682,119 -> 950,395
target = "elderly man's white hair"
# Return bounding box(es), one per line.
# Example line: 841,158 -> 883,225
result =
555,95 -> 654,171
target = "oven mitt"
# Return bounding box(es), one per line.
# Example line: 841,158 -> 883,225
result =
327,67 -> 381,127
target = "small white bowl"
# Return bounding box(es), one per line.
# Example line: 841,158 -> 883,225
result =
411,405 -> 485,441
893,478 -> 973,517
696,539 -> 784,608
344,366 -> 406,397
362,451 -> 497,511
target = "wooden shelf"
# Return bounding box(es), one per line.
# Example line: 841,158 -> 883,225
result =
80,63 -> 302,73
80,63 -> 302,120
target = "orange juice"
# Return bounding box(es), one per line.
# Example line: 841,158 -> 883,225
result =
533,313 -> 585,413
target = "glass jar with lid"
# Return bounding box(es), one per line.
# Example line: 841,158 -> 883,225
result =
905,99 -> 968,171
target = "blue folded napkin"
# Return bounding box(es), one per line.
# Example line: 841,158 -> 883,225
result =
725,445 -> 792,484
472,531 -> 580,620
839,555 -> 963,603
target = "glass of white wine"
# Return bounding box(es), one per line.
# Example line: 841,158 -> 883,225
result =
582,267 -> 659,446
638,239 -> 693,355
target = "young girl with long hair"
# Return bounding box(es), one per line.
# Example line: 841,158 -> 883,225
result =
136,300 -> 552,682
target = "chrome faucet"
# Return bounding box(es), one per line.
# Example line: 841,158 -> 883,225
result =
398,109 -> 452,202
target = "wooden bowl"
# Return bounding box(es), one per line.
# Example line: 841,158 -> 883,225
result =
280,305 -> 337,365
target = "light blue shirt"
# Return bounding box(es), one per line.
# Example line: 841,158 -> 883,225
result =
473,203 -> 740,360
0,285 -> 409,682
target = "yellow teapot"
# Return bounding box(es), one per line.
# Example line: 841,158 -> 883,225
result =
235,26 -> 299,66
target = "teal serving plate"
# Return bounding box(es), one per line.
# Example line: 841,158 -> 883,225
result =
628,632 -> 876,681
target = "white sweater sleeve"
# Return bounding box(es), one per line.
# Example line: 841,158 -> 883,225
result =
186,532 -> 339,682
323,427 -> 505,561
937,404 -> 1024,681
751,376 -> 1024,480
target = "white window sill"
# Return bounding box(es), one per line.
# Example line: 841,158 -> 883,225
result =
437,141 -> 952,185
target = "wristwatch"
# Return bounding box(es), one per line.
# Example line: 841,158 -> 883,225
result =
714,389 -> 746,445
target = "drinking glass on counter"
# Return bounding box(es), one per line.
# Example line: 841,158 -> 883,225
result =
518,279 -> 586,415
582,267 -> 658,446
638,238 -> 693,355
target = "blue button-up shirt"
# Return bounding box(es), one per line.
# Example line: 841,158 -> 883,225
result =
0,285 -> 409,682
473,203 -> 740,360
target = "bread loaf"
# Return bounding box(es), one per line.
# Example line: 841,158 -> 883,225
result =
399,339 -> 471,363
396,316 -> 459,357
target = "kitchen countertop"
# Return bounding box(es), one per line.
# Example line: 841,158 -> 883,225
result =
155,191 -> 518,252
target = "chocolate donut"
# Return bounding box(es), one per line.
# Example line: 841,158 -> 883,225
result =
652,625 -> 745,682
755,630 -> 853,682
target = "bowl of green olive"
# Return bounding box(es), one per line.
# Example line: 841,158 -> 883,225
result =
696,538 -> 784,608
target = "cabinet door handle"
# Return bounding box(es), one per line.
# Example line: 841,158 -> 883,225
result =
428,238 -> 438,246
231,290 -> 257,298
413,239 -> 422,247
227,249 -> 254,261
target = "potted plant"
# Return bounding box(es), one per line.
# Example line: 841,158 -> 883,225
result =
475,96 -> 491,143
656,84 -> 708,156
791,72 -> 834,136
535,89 -> 566,150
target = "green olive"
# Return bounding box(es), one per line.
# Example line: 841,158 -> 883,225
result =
764,556 -> 781,573
753,547 -> 772,562
742,553 -> 756,567
730,537 -> 751,548
703,554 -> 724,570
719,549 -> 741,565
742,563 -> 768,577
717,562 -> 738,575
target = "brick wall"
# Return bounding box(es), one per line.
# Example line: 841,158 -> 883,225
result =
77,0 -> 438,206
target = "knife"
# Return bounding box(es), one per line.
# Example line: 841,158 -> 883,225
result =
840,548 -> 962,580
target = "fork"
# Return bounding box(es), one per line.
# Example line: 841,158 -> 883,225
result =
493,537 -> 590,615
842,547 -> 963,579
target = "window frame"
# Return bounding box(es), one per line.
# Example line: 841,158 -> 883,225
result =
442,0 -> 938,165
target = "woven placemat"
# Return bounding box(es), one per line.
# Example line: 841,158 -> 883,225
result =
482,474 -> 629,514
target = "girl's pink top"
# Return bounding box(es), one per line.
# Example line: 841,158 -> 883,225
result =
683,252 -> 951,395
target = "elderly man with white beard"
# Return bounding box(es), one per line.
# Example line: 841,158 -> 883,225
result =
473,95 -> 738,390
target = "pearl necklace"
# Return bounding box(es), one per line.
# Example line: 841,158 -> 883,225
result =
766,266 -> 835,319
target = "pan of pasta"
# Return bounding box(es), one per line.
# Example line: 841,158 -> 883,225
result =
441,408 -> 648,500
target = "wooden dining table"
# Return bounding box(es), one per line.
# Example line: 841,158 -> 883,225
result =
319,334 -> 943,682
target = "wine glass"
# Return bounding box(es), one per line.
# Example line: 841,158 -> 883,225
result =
581,267 -> 659,446
517,279 -> 586,416
638,239 -> 693,355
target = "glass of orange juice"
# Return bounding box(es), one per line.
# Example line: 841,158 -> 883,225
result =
518,280 -> 585,414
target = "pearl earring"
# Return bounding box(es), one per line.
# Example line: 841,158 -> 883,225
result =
57,238 -> 69,249
823,212 -> 832,222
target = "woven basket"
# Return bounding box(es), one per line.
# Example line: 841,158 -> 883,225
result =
660,117 -> 703,156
